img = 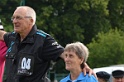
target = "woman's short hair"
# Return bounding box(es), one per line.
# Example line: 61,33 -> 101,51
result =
64,42 -> 89,62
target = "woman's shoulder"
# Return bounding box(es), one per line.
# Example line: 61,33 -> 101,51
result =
85,73 -> 98,82
60,74 -> 70,82
79,72 -> 98,82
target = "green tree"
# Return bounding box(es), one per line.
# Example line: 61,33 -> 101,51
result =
1,0 -> 111,45
30,0 -> 111,45
108,0 -> 124,31
87,29 -> 124,68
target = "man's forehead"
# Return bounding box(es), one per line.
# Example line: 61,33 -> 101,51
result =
13,8 -> 26,16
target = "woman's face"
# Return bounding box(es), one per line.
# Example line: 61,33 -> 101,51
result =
64,50 -> 83,71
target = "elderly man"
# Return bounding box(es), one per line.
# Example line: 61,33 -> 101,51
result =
112,69 -> 124,82
0,6 -> 95,82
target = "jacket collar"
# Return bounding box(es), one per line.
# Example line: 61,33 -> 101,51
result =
15,25 -> 38,43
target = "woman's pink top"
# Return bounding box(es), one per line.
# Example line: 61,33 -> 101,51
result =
0,40 -> 7,82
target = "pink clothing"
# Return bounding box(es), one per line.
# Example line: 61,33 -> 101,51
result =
0,40 -> 7,82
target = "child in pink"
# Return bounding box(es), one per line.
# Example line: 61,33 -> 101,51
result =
0,40 -> 7,82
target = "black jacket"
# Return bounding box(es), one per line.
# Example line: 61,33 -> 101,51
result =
3,25 -> 64,82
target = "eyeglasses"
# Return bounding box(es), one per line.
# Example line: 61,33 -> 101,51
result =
11,16 -> 32,21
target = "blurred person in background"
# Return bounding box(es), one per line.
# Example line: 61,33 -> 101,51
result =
112,69 -> 124,82
0,19 -> 7,82
96,71 -> 110,82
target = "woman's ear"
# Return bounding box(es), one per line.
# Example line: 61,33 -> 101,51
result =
80,58 -> 84,64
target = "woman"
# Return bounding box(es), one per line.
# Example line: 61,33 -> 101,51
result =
60,42 -> 98,82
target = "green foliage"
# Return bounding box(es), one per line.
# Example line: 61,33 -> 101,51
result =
108,0 -> 124,30
87,29 -> 124,68
0,0 -> 111,45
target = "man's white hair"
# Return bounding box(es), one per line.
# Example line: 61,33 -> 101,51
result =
17,6 -> 36,25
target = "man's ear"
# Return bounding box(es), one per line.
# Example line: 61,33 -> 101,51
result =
30,18 -> 33,23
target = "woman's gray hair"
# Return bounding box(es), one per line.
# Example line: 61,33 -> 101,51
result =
17,6 -> 36,25
64,42 -> 89,62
